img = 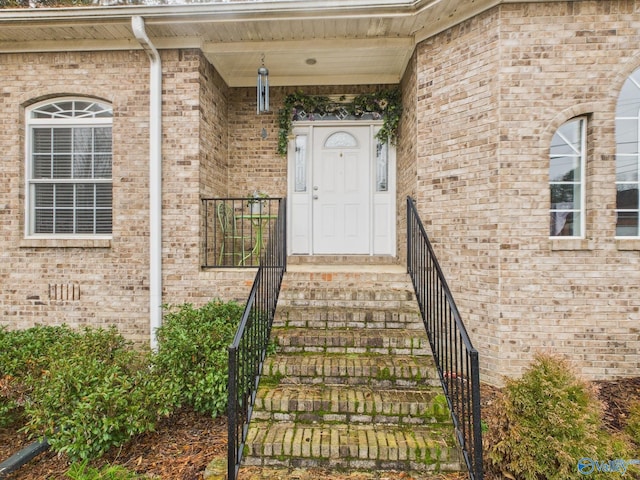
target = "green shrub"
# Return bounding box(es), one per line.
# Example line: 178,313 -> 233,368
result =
0,324 -> 79,378
485,353 -> 633,480
1,299 -> 241,461
0,325 -> 80,426
66,461 -> 149,480
0,395 -> 18,427
2,326 -> 178,461
154,299 -> 243,417
626,400 -> 640,450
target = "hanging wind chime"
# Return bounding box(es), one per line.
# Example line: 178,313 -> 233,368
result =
257,55 -> 269,114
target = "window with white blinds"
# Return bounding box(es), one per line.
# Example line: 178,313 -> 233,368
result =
26,99 -> 113,236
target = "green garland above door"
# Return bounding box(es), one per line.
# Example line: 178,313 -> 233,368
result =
277,88 -> 402,156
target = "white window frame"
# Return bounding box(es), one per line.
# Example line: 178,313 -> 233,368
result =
25,98 -> 113,239
615,69 -> 640,238
549,117 -> 586,238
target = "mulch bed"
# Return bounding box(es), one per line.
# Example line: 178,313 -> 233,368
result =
1,378 -> 639,480
0,408 -> 226,480
595,377 -> 640,432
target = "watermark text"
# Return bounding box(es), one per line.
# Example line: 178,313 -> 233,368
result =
578,457 -> 640,476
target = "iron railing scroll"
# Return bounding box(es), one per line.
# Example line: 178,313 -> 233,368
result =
227,198 -> 286,480
202,197 -> 282,268
406,196 -> 483,480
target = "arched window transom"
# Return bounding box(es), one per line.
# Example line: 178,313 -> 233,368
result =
324,131 -> 358,148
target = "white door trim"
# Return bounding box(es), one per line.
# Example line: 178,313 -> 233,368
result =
287,120 -> 396,256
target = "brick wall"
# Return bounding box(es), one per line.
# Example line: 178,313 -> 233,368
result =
414,7 -> 503,383
162,51 -> 258,308
0,49 -> 256,342
397,50 -> 418,263
199,51 -> 229,199
415,1 -> 640,384
0,48 -> 401,345
0,50 -> 153,342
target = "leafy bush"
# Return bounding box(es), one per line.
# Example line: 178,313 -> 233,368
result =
0,299 -> 241,460
66,461 -> 149,480
0,325 -> 80,426
1,325 -> 178,461
154,299 -> 243,417
485,353 -> 633,480
0,324 -> 79,377
0,394 -> 18,427
626,400 -> 640,449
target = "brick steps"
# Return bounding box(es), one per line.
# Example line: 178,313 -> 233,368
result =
279,287 -> 416,302
252,385 -> 451,425
241,263 -> 461,476
243,423 -> 459,472
264,353 -> 441,388
275,305 -> 423,330
272,327 -> 431,355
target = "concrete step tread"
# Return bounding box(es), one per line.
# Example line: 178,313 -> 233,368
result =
244,422 -> 460,469
253,384 -> 451,425
286,257 -> 402,267
282,271 -> 412,285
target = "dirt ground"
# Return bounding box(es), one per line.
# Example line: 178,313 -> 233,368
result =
1,378 -> 639,480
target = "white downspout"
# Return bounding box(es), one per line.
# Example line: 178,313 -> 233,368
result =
132,16 -> 163,350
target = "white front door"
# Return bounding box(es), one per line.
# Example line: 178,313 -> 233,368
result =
288,123 -> 396,256
312,127 -> 370,254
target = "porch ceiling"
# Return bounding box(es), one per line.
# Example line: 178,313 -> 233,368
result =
0,0 -> 502,87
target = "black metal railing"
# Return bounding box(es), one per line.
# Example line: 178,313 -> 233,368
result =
202,197 -> 282,268
227,199 -> 286,480
406,196 -> 483,480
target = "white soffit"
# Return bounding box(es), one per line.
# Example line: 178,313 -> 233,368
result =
0,0 -> 504,87
203,38 -> 415,87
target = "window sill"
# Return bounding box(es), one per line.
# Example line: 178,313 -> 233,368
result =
550,238 -> 594,251
20,237 -> 112,249
615,238 -> 640,251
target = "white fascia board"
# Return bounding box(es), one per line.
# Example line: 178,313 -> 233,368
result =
203,37 -> 413,54
0,0 -> 431,26
0,37 -> 202,54
232,73 -> 403,88
0,0 -> 559,27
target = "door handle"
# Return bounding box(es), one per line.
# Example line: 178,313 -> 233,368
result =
313,195 -> 319,200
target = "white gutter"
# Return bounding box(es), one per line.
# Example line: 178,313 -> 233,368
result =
132,15 -> 163,350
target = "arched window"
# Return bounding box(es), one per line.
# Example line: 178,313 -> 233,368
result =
26,99 -> 113,236
550,117 -> 586,237
615,69 -> 640,237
